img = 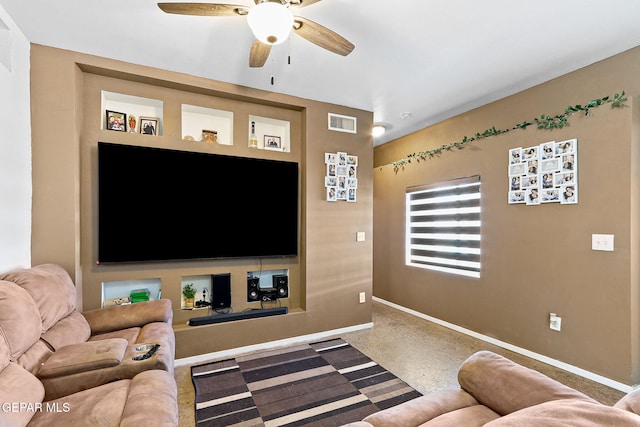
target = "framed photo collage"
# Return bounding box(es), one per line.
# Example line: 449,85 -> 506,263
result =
508,138 -> 577,206
325,152 -> 358,202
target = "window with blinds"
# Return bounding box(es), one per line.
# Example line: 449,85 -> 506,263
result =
405,175 -> 481,278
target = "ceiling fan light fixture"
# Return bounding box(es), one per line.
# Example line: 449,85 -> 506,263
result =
247,2 -> 294,45
372,124 -> 386,137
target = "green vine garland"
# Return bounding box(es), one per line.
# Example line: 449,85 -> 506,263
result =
391,91 -> 628,171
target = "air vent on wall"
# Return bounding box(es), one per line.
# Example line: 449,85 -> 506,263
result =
328,113 -> 357,134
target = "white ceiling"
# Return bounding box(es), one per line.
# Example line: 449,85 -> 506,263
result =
2,0 -> 640,145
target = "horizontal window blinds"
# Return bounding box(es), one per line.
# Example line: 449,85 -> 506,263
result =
406,175 -> 481,278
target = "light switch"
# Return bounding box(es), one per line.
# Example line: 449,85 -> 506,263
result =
356,232 -> 365,242
592,234 -> 614,251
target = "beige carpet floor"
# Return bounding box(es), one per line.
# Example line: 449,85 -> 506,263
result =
175,300 -> 625,426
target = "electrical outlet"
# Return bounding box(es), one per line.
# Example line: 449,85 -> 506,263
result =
550,313 -> 562,331
356,232 -> 365,242
592,234 -> 614,251
359,292 -> 366,303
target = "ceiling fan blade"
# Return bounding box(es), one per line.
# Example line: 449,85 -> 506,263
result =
249,40 -> 272,67
157,3 -> 249,16
289,0 -> 324,7
293,17 -> 354,56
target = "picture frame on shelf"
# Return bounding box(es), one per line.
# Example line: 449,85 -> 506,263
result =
139,116 -> 159,135
264,135 -> 281,150
106,110 -> 127,132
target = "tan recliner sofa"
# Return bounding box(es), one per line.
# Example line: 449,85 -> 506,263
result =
0,264 -> 178,426
345,350 -> 640,426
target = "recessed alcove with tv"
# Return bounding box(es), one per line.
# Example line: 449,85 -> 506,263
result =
97,142 -> 299,264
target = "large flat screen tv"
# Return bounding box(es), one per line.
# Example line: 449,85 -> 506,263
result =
97,142 -> 299,264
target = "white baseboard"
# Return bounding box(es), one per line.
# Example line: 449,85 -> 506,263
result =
374,296 -> 635,393
175,322 -> 374,367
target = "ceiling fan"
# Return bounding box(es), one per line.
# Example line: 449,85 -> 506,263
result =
157,0 -> 355,68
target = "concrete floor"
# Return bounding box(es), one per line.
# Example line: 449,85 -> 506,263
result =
174,300 -> 626,426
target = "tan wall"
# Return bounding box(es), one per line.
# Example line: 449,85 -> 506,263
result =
373,47 -> 640,386
29,44 -> 373,358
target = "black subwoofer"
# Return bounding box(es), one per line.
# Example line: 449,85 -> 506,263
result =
211,273 -> 231,309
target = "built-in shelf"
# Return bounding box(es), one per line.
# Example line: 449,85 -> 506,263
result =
180,275 -> 212,310
101,278 -> 162,307
248,115 -> 290,152
101,91 -> 163,135
181,104 -> 234,145
247,268 -> 289,289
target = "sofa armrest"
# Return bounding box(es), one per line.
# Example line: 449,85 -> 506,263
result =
38,338 -> 127,378
119,370 -> 178,427
458,351 -> 597,416
614,389 -> 640,415
82,299 -> 173,335
360,389 -> 479,427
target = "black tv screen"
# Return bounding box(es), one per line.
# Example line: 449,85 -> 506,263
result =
97,142 -> 299,263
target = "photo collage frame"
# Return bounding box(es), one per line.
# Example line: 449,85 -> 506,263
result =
508,138 -> 577,205
325,152 -> 358,202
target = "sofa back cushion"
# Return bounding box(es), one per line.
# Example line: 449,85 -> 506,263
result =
0,301 -> 45,427
458,351 -> 597,416
0,264 -> 76,333
0,281 -> 43,360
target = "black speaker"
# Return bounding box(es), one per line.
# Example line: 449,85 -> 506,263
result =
273,274 -> 289,299
247,277 -> 260,302
189,307 -> 288,326
211,273 -> 231,309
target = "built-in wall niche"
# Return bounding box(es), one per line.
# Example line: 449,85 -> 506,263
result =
248,115 -> 290,152
247,269 -> 289,303
101,90 -> 163,135
180,275 -> 212,310
101,278 -> 162,308
181,104 -> 233,145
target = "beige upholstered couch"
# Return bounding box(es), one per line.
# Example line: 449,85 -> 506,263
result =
0,264 -> 178,426
345,350 -> 640,426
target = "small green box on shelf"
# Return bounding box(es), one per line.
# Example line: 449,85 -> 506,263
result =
129,288 -> 150,303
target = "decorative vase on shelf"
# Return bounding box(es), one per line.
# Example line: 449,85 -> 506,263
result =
184,297 -> 194,309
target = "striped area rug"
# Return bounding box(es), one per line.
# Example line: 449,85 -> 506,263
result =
191,338 -> 421,426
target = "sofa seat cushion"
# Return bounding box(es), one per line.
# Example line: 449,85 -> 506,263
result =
89,327 -> 141,345
424,405 -> 499,426
0,281 -> 43,360
362,389 -> 479,427
0,264 -> 76,333
0,362 -> 45,427
29,370 -> 178,427
486,399 -> 640,426
38,338 -> 128,378
27,377 -> 131,427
